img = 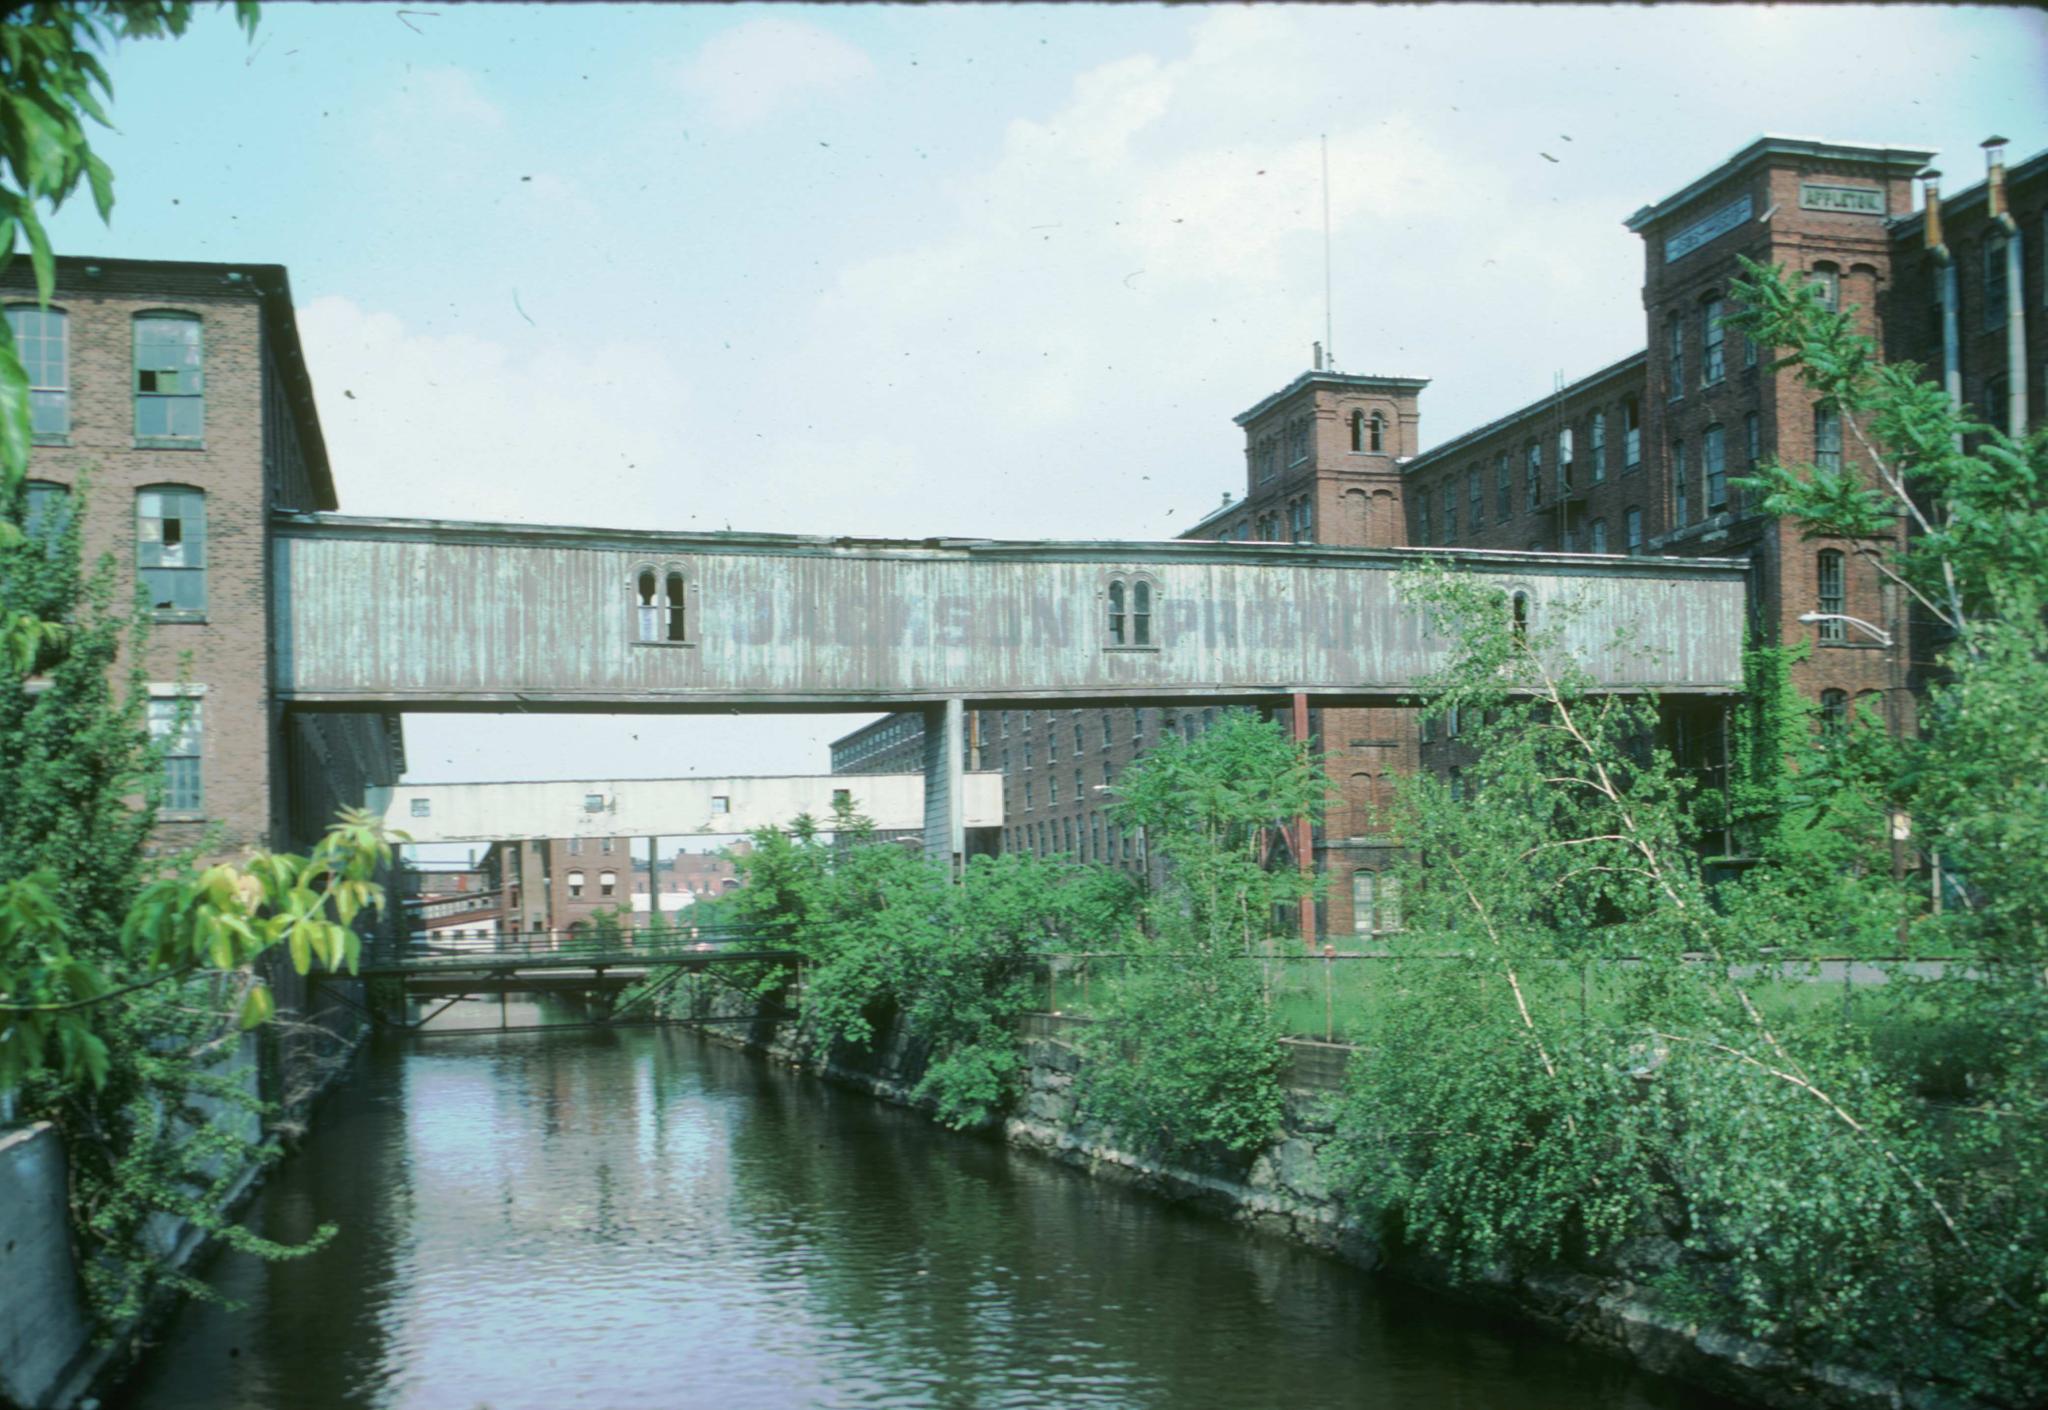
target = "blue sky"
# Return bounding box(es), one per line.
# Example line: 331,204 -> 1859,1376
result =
45,3 -> 2048,819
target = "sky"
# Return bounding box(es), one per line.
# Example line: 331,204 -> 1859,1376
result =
44,1 -> 2048,834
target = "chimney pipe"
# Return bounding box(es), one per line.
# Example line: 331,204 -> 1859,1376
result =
1983,136 -> 2028,437
1919,168 -> 1943,250
1312,341 -> 1324,371
1982,136 -> 2009,219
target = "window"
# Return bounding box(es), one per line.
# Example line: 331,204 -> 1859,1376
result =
409,798 -> 432,818
1105,576 -> 1155,647
1050,775 -> 1059,805
568,870 -> 586,899
1808,263 -> 1839,311
711,795 -> 730,814
1626,507 -> 1643,556
1510,590 -> 1531,641
1445,704 -> 1460,738
23,480 -> 69,546
584,793 -> 605,813
1820,689 -> 1849,736
1420,710 -> 1435,744
1702,297 -> 1726,384
1495,452 -> 1512,518
601,838 -> 614,854
1449,768 -> 1465,803
1257,437 -> 1278,482
1352,871 -> 1403,936
1557,427 -> 1574,494
1074,721 -> 1085,753
1590,518 -> 1608,553
1369,411 -> 1385,452
1417,499 -> 1431,547
1814,404 -> 1843,472
1672,440 -> 1688,529
1666,312 -> 1684,397
6,305 -> 67,437
1745,411 -> 1760,473
1525,442 -> 1542,507
1025,781 -> 1034,810
635,567 -> 690,643
1102,761 -> 1111,786
1704,423 -> 1727,513
136,486 -> 206,614
1983,375 -> 2009,436
1290,496 -> 1314,543
1589,412 -> 1606,483
1441,483 -> 1456,543
1468,468 -> 1483,531
1816,550 -> 1845,642
600,871 -> 617,898
1286,416 -> 1310,465
1049,730 -> 1058,762
1102,716 -> 1112,749
569,837 -> 583,855
133,313 -> 204,440
1622,395 -> 1642,470
1132,710 -> 1144,743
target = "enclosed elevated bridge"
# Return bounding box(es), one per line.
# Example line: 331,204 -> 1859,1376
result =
275,514 -> 1748,860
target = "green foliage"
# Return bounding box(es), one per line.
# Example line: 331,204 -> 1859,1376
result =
730,807 -> 1136,1129
1075,711 -> 1318,1159
1326,274 -> 2048,1399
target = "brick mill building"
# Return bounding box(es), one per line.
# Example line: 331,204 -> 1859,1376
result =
7,256 -> 403,866
835,132 -> 2045,942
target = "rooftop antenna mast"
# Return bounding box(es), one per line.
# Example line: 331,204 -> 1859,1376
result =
1321,133 -> 1335,370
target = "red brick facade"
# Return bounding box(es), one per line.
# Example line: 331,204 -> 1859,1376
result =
7,257 -> 400,866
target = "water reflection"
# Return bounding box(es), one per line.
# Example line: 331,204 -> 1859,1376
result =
115,1002 -> 1739,1410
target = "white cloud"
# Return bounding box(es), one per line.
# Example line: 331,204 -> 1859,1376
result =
391,65 -> 505,131
676,17 -> 875,129
296,297 -> 693,525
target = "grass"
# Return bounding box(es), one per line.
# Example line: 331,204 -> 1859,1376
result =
1038,951 -> 1967,1052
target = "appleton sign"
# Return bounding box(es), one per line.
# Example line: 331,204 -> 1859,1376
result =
1798,183 -> 1886,215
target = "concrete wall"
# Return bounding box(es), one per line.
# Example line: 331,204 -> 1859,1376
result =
0,1125 -> 96,1410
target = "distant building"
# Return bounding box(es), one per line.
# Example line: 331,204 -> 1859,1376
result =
840,132 -> 2045,943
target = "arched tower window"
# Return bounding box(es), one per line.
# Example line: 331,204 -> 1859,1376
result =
1107,580 -> 1126,644
1510,589 -> 1532,641
632,564 -> 693,644
1131,579 -> 1152,645
1369,411 -> 1385,452
1349,409 -> 1366,452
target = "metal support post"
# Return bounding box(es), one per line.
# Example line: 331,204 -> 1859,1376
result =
1292,692 -> 1317,948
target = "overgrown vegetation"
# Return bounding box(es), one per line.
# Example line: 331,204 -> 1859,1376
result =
1072,711 -> 1321,1159
726,805 -> 1136,1127
0,1 -> 404,1336
1326,260 -> 2046,1403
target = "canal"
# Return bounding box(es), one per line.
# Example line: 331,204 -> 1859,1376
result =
115,1007 -> 1740,1410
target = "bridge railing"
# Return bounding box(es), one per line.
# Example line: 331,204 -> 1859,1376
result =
366,924 -> 788,972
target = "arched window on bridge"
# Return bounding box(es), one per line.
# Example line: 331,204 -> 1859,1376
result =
567,870 -> 585,898
1103,574 -> 1158,649
633,564 -> 693,644
1510,589 -> 1532,642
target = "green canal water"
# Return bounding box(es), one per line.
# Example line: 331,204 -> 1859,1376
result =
113,1006 -> 1742,1410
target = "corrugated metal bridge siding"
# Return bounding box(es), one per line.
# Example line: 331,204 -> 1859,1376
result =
272,518 -> 1747,708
